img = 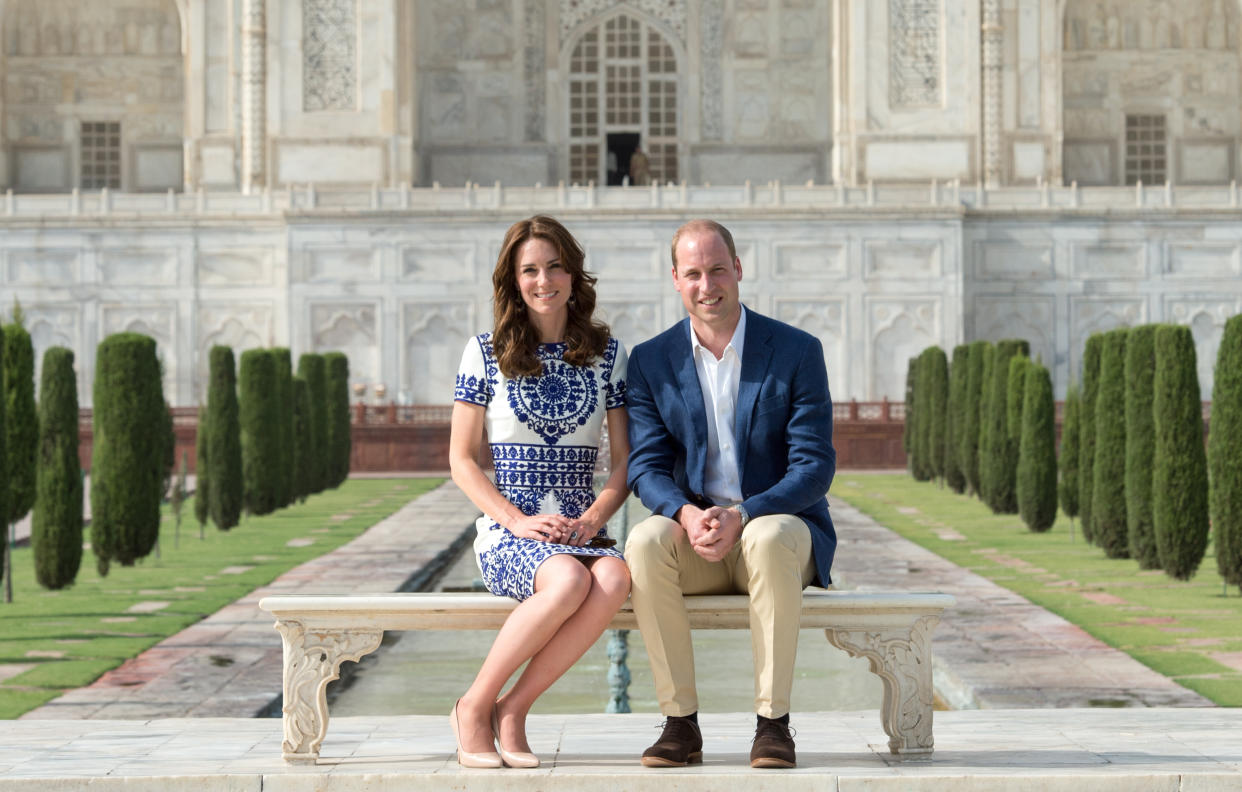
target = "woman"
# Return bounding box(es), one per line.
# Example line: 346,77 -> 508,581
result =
448,215 -> 631,769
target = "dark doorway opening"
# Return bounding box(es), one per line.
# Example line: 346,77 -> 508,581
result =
606,132 -> 640,186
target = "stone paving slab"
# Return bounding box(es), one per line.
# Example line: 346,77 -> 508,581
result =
826,495 -> 1213,709
1,710 -> 1240,791
20,480 -> 479,720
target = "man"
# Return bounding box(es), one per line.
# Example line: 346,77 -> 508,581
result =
628,146 -> 651,186
625,219 -> 836,769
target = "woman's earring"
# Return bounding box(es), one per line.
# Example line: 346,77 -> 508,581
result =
568,295 -> 577,306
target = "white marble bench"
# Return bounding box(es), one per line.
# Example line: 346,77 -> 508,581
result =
258,590 -> 955,763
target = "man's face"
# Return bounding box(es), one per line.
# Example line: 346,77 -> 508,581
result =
672,228 -> 742,332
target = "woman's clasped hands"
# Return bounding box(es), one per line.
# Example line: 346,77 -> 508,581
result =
507,513 -> 599,547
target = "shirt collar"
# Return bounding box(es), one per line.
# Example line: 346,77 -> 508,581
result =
690,305 -> 747,362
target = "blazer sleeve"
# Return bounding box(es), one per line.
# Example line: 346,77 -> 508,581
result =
741,334 -> 836,519
625,345 -> 697,520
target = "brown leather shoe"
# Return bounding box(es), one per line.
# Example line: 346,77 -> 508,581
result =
640,716 -> 703,767
750,717 -> 796,768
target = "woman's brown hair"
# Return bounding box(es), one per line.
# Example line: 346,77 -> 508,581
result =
492,215 -> 610,378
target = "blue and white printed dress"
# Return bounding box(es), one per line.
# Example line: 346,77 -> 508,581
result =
454,333 -> 628,601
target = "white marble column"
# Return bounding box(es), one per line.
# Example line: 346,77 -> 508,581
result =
242,0 -> 267,193
981,0 -> 1002,187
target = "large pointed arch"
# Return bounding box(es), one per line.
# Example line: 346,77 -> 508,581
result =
561,7 -> 685,186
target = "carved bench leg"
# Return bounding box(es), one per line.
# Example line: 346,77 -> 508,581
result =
274,619 -> 383,762
825,615 -> 940,757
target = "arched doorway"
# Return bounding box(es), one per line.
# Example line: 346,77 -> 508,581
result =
565,12 -> 679,186
1060,0 -> 1240,185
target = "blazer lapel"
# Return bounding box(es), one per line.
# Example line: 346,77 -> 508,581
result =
734,311 -> 774,479
669,320 -> 708,492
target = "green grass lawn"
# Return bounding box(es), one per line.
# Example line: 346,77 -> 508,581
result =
832,473 -> 1242,707
0,477 -> 441,719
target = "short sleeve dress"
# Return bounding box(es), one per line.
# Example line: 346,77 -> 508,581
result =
454,333 -> 628,601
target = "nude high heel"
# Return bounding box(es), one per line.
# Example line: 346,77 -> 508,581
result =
492,705 -> 540,768
450,699 -> 502,768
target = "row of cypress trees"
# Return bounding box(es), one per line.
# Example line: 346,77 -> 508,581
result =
1060,320 -> 1242,587
906,338 -> 1056,532
194,347 -> 351,533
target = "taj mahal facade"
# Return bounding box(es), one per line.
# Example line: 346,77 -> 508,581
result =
1,0 -> 1241,409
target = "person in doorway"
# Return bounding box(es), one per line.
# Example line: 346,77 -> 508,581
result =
448,215 -> 631,769
629,145 -> 651,186
624,218 -> 836,769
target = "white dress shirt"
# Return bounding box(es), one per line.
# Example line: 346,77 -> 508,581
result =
690,306 -> 747,506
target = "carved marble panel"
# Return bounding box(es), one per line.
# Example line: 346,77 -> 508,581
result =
5,0 -> 180,57
1167,243 -> 1242,278
198,249 -> 274,286
1167,297 -> 1239,397
584,243 -> 663,279
888,0 -> 941,108
24,304 -> 80,395
864,240 -> 942,279
312,303 -> 379,387
974,241 -> 1054,280
303,248 -> 380,283
869,299 -> 938,401
6,249 -> 79,285
773,242 -> 847,281
427,73 -> 468,139
523,0 -> 545,141
303,0 -> 357,112
734,70 -> 772,140
401,244 -> 475,281
197,304 -> 273,400
596,299 -> 661,355
98,249 -> 178,286
700,0 -> 724,140
973,296 -> 1055,369
781,11 -> 813,56
733,13 -> 768,57
773,298 -> 845,391
404,300 -> 474,404
1062,140 -> 1113,185
1071,243 -> 1147,279
560,0 -> 686,45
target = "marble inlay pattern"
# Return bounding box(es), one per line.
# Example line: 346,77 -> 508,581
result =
303,0 -> 357,111
889,0 -> 941,108
559,0 -> 686,43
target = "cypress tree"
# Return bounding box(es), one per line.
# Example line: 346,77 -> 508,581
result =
1124,324 -> 1160,569
903,356 -> 918,474
272,348 -> 295,507
1060,382 -> 1082,527
292,376 -> 313,503
1017,361 -> 1057,532
3,317 -> 37,528
1152,325 -> 1210,581
0,326 -> 8,596
924,350 -> 948,484
206,346 -> 242,531
298,353 -> 329,493
1079,333 -> 1104,544
945,344 -> 969,494
240,349 -> 281,516
324,352 -> 351,489
32,347 -> 82,589
91,333 -> 164,572
912,348 -> 935,482
961,340 -> 990,496
1209,314 -> 1242,590
1006,355 -> 1033,506
980,339 -> 1029,513
194,406 -> 209,539
1092,328 -> 1130,558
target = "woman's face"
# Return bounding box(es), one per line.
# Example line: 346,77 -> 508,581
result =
515,237 -> 573,320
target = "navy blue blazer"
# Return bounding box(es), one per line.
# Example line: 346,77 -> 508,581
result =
625,308 -> 837,587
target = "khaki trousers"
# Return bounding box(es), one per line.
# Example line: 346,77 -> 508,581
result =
625,513 -> 815,719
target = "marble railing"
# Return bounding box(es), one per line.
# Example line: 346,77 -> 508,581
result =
6,180 -> 1242,218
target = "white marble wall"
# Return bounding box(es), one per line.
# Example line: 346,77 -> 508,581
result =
4,198 -> 1241,407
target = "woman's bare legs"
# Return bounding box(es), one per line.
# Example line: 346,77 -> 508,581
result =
494,557 -> 631,753
455,555 -> 594,755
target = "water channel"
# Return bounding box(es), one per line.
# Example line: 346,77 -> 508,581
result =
329,496 -> 883,717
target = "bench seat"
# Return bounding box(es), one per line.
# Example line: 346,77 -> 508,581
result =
259,590 -> 954,763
